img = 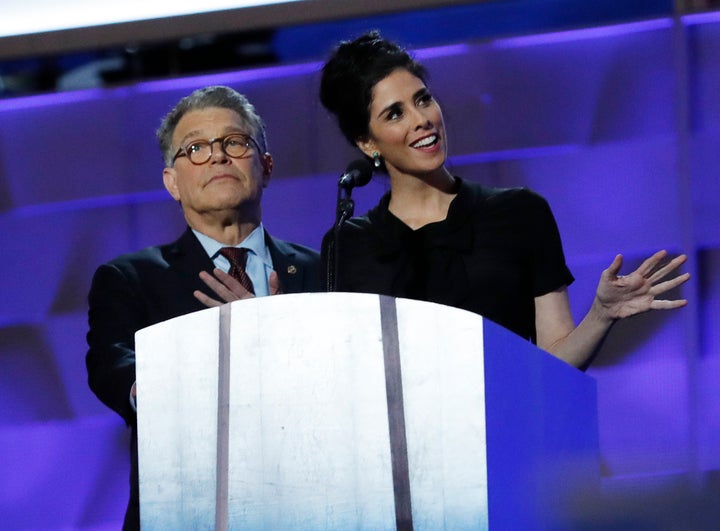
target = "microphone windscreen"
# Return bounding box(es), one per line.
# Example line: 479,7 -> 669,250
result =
346,158 -> 373,187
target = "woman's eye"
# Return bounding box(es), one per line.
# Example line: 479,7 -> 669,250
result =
418,93 -> 433,106
386,106 -> 402,120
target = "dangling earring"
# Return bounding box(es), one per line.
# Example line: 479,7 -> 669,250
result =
372,151 -> 381,168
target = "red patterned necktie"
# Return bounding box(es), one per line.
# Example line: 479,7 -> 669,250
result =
219,247 -> 255,295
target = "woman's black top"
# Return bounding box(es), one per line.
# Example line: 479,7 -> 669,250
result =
322,178 -> 574,343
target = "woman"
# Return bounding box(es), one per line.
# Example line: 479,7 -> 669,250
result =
319,31 -> 689,369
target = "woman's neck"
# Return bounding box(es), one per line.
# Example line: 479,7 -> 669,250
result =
387,168 -> 457,230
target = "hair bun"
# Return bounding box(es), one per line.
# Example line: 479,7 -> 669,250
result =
319,30 -> 427,145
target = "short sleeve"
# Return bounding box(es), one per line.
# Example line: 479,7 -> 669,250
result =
525,191 -> 574,296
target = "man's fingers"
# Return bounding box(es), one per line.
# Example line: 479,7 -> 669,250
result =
269,271 -> 283,295
211,268 -> 254,298
198,270 -> 236,299
195,270 -> 252,308
193,289 -> 223,307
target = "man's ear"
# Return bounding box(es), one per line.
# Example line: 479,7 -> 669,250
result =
162,167 -> 181,202
261,153 -> 273,187
355,138 -> 376,160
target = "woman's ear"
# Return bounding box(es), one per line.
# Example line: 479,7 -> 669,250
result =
355,138 -> 376,160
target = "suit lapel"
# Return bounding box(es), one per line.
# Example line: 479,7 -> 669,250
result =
166,228 -> 215,273
265,232 -> 304,294
161,228 -> 218,304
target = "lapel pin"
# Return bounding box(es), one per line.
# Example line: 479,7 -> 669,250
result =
287,265 -> 297,275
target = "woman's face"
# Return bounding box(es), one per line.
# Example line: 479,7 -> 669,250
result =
358,68 -> 447,178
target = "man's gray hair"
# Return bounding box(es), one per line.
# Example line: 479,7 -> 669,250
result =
156,85 -> 268,166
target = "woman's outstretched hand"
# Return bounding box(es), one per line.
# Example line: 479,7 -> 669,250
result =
593,250 -> 690,321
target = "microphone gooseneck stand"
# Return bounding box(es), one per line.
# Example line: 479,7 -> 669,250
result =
327,184 -> 355,292
327,158 -> 373,292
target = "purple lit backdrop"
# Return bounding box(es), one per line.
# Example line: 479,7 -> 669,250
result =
1,16 -> 718,529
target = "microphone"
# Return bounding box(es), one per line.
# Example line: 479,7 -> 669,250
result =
338,158 -> 373,189
331,159 -> 371,291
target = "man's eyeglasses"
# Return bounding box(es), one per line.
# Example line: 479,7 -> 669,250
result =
172,133 -> 260,165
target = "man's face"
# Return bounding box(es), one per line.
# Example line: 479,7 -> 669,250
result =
162,107 -> 271,221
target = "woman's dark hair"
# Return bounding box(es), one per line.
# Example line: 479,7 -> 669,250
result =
320,30 -> 428,146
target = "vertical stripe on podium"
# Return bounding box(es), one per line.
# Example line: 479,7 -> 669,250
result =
379,296 -> 414,531
216,304 -> 232,531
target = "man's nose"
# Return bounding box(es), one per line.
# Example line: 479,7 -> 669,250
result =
210,139 -> 230,162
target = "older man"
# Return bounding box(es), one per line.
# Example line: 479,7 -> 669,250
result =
86,85 -> 321,529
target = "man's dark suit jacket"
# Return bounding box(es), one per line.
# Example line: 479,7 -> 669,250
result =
86,227 -> 322,530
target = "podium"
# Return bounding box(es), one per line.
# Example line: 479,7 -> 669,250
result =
136,292 -> 599,530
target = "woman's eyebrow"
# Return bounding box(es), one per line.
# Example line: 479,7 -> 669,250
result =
377,101 -> 402,119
